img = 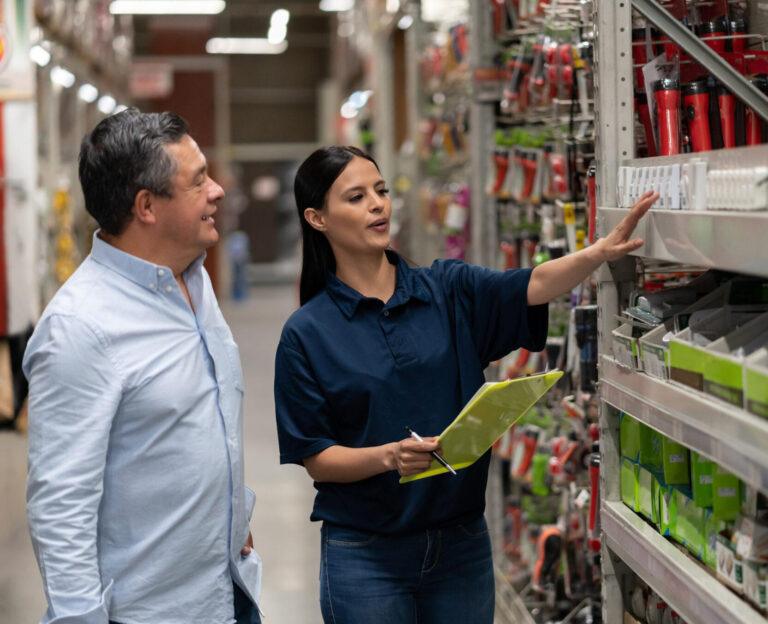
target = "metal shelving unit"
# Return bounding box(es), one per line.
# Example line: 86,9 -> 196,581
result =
603,501 -> 766,624
594,1 -> 768,622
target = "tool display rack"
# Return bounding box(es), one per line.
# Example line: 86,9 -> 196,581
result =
594,2 -> 768,623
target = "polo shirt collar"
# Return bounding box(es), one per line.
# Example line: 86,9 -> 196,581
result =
90,231 -> 206,292
326,250 -> 431,319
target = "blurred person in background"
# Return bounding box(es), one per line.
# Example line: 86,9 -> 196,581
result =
274,145 -> 657,624
23,109 -> 262,624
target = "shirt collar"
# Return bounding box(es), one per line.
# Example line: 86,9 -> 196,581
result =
89,231 -> 206,292
326,250 -> 431,319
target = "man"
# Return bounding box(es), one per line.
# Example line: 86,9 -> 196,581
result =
23,109 -> 262,624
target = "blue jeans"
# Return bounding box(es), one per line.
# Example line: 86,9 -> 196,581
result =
320,515 -> 495,624
109,581 -> 260,624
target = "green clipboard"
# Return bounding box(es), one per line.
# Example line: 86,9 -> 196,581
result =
399,370 -> 563,483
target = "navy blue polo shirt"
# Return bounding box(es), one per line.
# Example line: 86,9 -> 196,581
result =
274,251 -> 548,534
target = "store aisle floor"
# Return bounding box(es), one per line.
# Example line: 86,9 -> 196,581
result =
0,284 -> 321,624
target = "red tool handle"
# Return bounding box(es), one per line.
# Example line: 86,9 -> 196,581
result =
636,92 -> 658,156
683,81 -> 712,152
718,89 -> 737,148
492,151 -> 510,194
654,78 -> 681,156
588,455 -> 601,552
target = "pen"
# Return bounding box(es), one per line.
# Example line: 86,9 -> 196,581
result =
405,426 -> 457,476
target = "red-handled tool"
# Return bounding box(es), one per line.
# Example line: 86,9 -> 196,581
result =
513,426 -> 540,477
696,17 -> 728,54
718,84 -> 737,148
532,526 -> 563,592
635,91 -> 658,156
683,79 -> 712,152
746,74 -> 768,146
588,454 -> 601,553
730,18 -> 748,53
492,150 -> 510,194
653,78 -> 681,155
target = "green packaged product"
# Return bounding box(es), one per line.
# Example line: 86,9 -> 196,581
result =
531,453 -> 550,496
674,487 -> 704,559
703,509 -> 726,570
713,465 -> 742,522
620,412 -> 641,461
638,466 -> 656,522
639,423 -> 663,472
621,458 -> 639,512
691,451 -> 715,508
662,437 -> 690,485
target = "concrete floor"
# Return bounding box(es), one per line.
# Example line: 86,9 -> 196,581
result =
0,284 -> 322,624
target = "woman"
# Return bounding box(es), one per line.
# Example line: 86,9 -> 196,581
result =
275,146 -> 656,624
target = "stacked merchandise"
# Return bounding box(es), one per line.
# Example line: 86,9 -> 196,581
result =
484,3 -> 606,622
620,410 -> 768,615
417,15 -> 472,260
630,0 -> 767,158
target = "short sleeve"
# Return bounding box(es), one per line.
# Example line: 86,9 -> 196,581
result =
432,261 -> 549,365
274,340 -> 338,465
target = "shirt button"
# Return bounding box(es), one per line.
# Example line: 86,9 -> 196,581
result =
149,283 -> 156,289
158,269 -> 166,276
165,285 -> 173,293
383,310 -> 390,317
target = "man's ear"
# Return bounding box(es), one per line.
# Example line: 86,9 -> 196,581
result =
304,207 -> 326,232
133,189 -> 156,225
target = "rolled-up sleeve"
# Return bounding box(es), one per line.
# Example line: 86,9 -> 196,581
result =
23,314 -> 124,624
274,340 -> 337,465
432,261 -> 549,366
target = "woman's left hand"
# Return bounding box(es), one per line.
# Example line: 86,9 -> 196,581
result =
593,191 -> 658,262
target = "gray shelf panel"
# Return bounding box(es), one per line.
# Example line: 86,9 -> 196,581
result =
601,356 -> 768,494
603,501 -> 766,624
598,207 -> 768,278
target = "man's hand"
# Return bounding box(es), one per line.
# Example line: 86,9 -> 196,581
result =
390,437 -> 440,477
241,531 -> 253,556
594,190 -> 658,262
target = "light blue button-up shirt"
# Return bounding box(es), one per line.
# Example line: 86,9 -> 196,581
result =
23,234 -> 261,624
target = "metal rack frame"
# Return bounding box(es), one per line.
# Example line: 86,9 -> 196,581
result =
594,1 -> 768,622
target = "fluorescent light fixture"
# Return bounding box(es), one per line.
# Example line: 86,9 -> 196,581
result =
340,101 -> 359,119
30,44 -> 51,67
268,23 -> 287,44
109,1 -> 226,15
206,38 -> 288,55
50,66 -> 76,88
98,95 -> 117,114
78,83 -> 99,103
271,9 -> 290,26
320,0 -> 354,12
397,14 -> 413,29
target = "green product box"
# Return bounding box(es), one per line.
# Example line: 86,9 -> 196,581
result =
691,451 -> 715,508
621,458 -> 639,512
639,423 -> 663,472
746,349 -> 768,419
704,509 -> 727,570
713,465 -> 742,522
620,412 -> 641,461
638,466 -> 656,523
658,482 -> 676,537
662,436 -> 690,485
674,487 -> 704,559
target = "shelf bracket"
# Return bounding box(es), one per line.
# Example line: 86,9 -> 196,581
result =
632,0 -> 768,123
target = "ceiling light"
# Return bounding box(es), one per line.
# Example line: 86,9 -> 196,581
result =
50,66 -> 76,88
271,9 -> 290,26
98,95 -> 117,114
397,14 -> 413,29
320,0 -> 354,12
206,38 -> 288,55
348,90 -> 372,109
340,101 -> 359,119
30,44 -> 51,67
109,1 -> 226,15
268,24 -> 287,44
78,83 -> 99,103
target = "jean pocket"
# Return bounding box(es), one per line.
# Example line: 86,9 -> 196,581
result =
324,524 -> 381,548
457,516 -> 489,539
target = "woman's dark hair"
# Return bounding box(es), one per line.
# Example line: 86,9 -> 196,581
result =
294,146 -> 380,305
78,108 -> 189,236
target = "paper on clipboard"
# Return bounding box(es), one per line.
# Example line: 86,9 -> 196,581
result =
399,370 -> 563,484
